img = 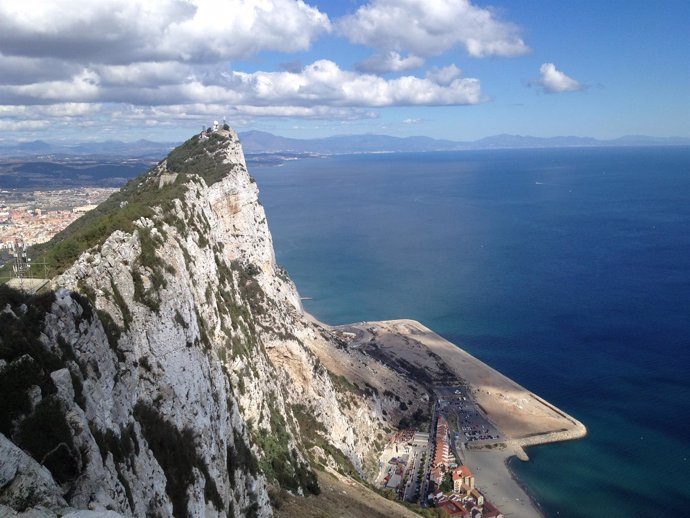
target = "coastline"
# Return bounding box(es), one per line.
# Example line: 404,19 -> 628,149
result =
506,452 -> 548,518
462,447 -> 542,518
324,318 -> 586,518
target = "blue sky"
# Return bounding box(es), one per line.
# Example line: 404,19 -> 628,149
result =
0,0 -> 688,142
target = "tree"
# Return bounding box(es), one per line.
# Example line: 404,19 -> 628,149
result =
439,472 -> 453,493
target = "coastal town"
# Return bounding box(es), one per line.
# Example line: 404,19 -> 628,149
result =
0,187 -> 115,249
376,386 -> 506,518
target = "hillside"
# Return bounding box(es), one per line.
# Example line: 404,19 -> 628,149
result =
1,128 -> 425,517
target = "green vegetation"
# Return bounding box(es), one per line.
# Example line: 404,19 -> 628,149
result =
439,472 -> 453,493
327,370 -> 363,396
252,402 -> 320,495
398,407 -> 430,431
166,132 -> 236,186
446,408 -> 460,433
131,227 -> 169,313
231,260 -> 265,316
291,403 -> 359,482
108,280 -> 132,329
134,401 -> 223,517
30,131 -> 236,278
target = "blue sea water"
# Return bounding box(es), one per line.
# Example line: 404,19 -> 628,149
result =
250,147 -> 690,518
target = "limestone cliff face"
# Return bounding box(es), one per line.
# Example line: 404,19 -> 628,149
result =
0,129 -> 398,517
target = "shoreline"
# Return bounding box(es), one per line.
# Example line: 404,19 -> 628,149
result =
506,451 -> 548,518
462,446 -> 543,518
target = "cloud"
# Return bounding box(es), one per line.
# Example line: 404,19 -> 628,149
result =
356,51 -> 424,73
0,59 -> 482,108
0,103 -> 105,136
0,0 -> 330,64
226,60 -> 482,107
426,65 -> 462,86
0,103 -> 101,118
230,105 -> 379,120
0,0 -> 497,139
537,63 -> 582,93
0,119 -> 50,131
110,103 -> 378,121
338,0 -> 529,58
0,55 -> 80,85
95,62 -> 196,88
402,118 -> 423,125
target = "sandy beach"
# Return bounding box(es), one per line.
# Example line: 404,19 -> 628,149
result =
462,447 -> 542,518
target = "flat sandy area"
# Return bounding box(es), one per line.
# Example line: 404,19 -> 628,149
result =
339,319 -> 586,443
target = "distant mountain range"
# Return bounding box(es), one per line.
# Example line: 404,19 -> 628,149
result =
238,131 -> 690,154
0,139 -> 176,158
1,133 -> 688,159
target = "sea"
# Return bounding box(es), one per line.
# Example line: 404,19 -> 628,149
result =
250,146 -> 690,518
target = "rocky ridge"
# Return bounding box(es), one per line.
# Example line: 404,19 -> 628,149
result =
0,129 -> 430,517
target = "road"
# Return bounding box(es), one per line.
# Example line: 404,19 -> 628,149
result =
418,399 -> 439,506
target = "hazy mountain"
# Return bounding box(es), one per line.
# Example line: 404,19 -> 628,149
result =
238,131 -> 690,154
0,139 -> 178,158
1,133 -> 687,161
239,130 -> 463,154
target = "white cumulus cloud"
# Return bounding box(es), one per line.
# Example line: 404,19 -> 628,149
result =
0,0 -> 500,138
0,0 -> 330,64
537,63 -> 582,93
426,65 -> 462,86
356,51 -> 424,73
226,59 -> 482,107
338,0 -> 529,58
0,59 -> 478,107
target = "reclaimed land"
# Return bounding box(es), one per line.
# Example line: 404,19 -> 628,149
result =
326,319 -> 587,518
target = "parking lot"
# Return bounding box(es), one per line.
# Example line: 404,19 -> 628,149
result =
436,387 -> 502,446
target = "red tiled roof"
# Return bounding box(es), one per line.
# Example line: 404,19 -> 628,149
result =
458,465 -> 473,477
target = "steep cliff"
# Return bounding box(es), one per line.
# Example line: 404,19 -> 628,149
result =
0,129 -> 427,517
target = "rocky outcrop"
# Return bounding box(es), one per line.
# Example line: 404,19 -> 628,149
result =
0,129 -> 400,517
